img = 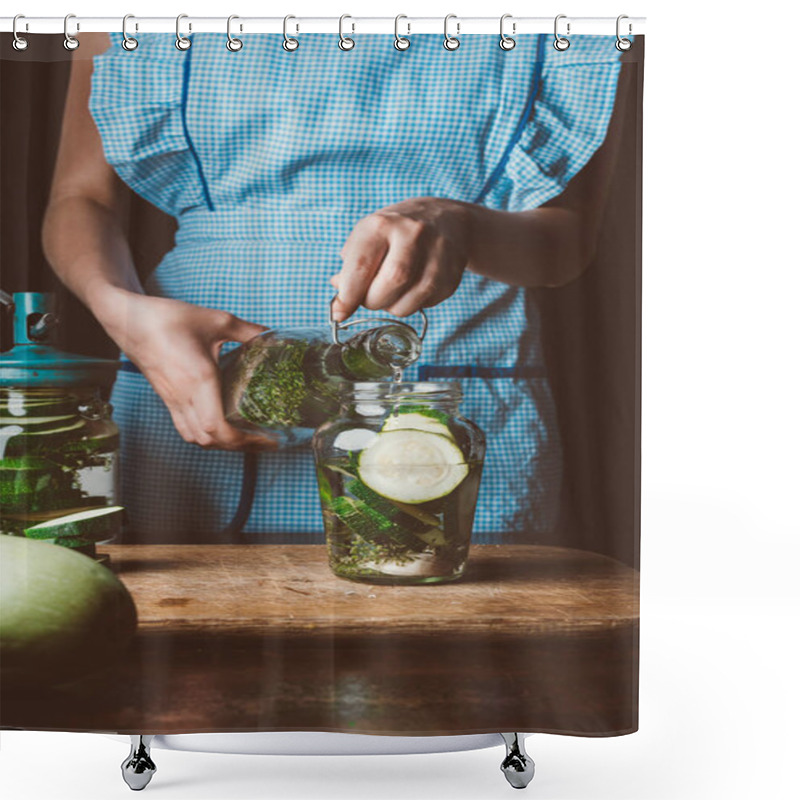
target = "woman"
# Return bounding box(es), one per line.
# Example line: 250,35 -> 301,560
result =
43,31 -> 626,543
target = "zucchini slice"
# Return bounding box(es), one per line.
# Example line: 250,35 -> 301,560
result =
0,415 -> 77,426
382,412 -> 451,438
358,429 -> 468,504
24,506 -> 124,542
381,406 -> 453,439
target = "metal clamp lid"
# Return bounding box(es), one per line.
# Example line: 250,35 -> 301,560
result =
328,294 -> 428,346
0,292 -> 120,387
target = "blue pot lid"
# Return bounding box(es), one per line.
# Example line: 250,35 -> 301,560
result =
1,292 -> 119,388
0,343 -> 119,388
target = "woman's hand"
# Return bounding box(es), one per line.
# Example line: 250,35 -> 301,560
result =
94,291 -> 276,451
330,197 -> 473,321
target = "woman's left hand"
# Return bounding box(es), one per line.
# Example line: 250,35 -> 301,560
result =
330,197 -> 472,321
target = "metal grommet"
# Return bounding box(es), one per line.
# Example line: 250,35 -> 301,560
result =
283,15 -> 299,51
554,14 -> 570,51
227,15 -> 243,51
394,14 -> 410,50
616,14 -> 632,51
499,13 -> 516,50
121,14 -> 139,51
339,14 -> 355,50
12,14 -> 29,51
443,14 -> 460,51
175,13 -> 191,51
63,13 -> 80,51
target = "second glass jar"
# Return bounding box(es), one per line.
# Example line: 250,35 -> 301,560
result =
312,381 -> 486,585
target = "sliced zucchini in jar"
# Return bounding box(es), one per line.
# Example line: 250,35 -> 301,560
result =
0,456 -> 77,513
381,405 -> 453,438
0,414 -> 77,428
358,429 -> 468,504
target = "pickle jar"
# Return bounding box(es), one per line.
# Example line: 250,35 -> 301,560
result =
1,292 -> 121,555
312,381 -> 486,585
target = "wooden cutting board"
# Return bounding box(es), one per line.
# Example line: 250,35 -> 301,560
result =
0,544 -> 639,736
113,543 -> 638,635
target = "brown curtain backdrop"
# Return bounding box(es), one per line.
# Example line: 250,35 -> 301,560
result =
0,34 -> 642,567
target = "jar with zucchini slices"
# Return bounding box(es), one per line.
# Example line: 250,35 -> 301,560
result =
1,292 -> 121,555
312,381 -> 485,585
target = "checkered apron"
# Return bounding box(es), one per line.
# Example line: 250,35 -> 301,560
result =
89,32 -> 622,542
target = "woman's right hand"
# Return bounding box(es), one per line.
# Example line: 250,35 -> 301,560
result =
94,290 -> 277,451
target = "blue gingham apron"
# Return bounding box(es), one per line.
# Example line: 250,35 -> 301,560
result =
89,33 -> 622,542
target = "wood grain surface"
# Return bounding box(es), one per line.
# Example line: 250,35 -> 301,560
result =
113,544 -> 638,634
0,544 -> 639,736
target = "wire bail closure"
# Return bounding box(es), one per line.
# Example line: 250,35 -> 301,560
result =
175,13 -> 191,50
443,14 -> 460,50
394,15 -> 410,50
227,15 -> 243,51
554,14 -> 570,51
329,295 -> 428,347
12,14 -> 28,51
63,13 -> 79,50
499,14 -> 516,50
616,14 -> 632,51
283,15 -> 299,51
121,14 -> 138,51
339,14 -> 355,50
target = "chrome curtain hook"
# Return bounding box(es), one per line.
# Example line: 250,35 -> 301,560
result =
175,13 -> 191,51
12,14 -> 29,51
227,15 -> 243,51
499,13 -> 516,50
63,13 -> 80,51
554,14 -> 570,51
121,14 -> 139,51
443,14 -> 460,51
616,14 -> 632,51
283,15 -> 299,51
339,14 -> 355,51
394,14 -> 410,50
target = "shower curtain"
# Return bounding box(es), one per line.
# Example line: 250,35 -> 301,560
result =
1,27 -> 643,737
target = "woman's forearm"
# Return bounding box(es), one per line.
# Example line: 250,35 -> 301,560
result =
463,204 -> 587,289
42,195 -> 143,330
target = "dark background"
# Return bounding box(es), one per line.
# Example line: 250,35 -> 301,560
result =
0,35 -> 642,567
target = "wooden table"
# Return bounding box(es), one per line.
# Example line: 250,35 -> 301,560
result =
0,544 -> 639,736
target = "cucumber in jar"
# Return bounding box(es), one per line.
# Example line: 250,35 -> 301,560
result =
0,456 -> 81,513
381,405 -> 453,439
357,428 -> 469,505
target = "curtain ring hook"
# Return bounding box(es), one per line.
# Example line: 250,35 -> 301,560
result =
175,13 -> 191,51
339,14 -> 355,50
443,13 -> 460,51
283,15 -> 299,51
616,14 -> 632,51
63,13 -> 80,51
121,14 -> 139,51
12,14 -> 29,51
227,14 -> 243,51
394,14 -> 410,50
554,14 -> 570,51
499,13 -> 516,50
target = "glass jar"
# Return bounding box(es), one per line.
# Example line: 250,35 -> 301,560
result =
0,387 -> 120,549
312,381 -> 485,585
220,320 -> 423,448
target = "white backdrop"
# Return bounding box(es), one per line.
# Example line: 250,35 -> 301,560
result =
2,1 -> 798,799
